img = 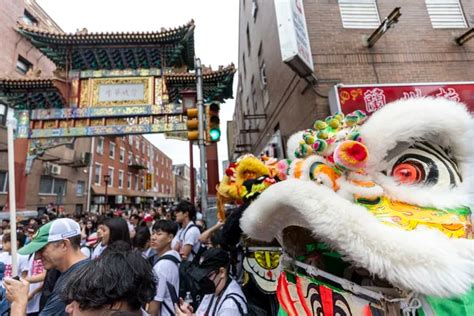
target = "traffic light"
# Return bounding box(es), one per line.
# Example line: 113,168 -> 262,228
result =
186,108 -> 199,141
145,173 -> 153,190
206,102 -> 221,142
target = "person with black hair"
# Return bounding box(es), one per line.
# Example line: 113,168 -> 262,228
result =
148,220 -> 180,316
172,201 -> 201,262
92,217 -> 131,259
175,248 -> 248,316
133,226 -> 155,259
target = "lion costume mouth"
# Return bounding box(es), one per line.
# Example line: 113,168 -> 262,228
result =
240,179 -> 474,297
240,97 -> 474,298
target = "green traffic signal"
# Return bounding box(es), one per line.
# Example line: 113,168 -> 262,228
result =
209,128 -> 221,141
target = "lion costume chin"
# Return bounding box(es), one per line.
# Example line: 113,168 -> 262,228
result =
240,97 -> 474,299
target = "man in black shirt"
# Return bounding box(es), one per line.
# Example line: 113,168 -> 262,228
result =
5,218 -> 89,315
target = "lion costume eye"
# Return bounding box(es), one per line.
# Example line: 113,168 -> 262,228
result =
392,161 -> 425,185
388,141 -> 462,188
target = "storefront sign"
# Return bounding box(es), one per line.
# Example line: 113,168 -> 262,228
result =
274,0 -> 314,76
330,82 -> 474,115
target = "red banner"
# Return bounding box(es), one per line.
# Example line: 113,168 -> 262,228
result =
335,83 -> 474,115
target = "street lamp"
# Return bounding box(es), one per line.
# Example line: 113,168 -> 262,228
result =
103,174 -> 110,214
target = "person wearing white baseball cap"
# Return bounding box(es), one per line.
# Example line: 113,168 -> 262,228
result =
4,218 -> 89,316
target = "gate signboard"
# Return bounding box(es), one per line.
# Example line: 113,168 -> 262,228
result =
329,82 -> 474,115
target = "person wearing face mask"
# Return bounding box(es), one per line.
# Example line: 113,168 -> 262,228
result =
175,248 -> 248,316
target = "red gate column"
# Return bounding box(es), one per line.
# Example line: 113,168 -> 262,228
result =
13,138 -> 28,210
206,142 -> 218,196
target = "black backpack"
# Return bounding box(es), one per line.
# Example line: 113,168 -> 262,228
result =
149,254 -> 181,315
217,292 -> 248,315
179,224 -> 206,261
148,252 -> 204,311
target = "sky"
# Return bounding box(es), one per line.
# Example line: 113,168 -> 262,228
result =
37,0 -> 239,176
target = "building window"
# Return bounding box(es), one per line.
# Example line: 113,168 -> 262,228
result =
246,24 -> 251,55
136,139 -> 140,150
108,167 -> 114,187
140,176 -> 144,191
0,104 -> 8,126
118,170 -> 124,189
142,142 -> 145,154
22,10 -> 38,26
242,54 -> 247,79
128,135 -> 134,146
128,151 -> 133,165
97,137 -> 104,155
127,172 -> 132,189
134,175 -> 139,190
109,142 -> 116,159
0,171 -> 8,193
94,164 -> 102,184
338,0 -> 380,29
16,56 -> 32,75
425,0 -> 467,28
119,148 -> 125,163
39,176 -> 67,195
259,62 -> 267,89
76,181 -> 85,196
252,0 -> 258,20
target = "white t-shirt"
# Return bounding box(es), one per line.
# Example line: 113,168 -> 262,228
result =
81,246 -> 92,258
173,222 -> 201,262
26,254 -> 44,313
196,279 -> 247,316
152,250 -> 181,316
91,243 -> 107,259
0,252 -> 29,285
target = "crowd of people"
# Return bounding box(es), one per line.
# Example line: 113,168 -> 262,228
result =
0,201 -> 248,316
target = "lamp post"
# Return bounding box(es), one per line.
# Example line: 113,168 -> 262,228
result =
103,174 -> 110,214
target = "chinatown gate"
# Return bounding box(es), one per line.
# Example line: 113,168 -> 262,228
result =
0,21 -> 235,213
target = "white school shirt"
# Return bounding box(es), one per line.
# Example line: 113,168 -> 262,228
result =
173,222 -> 201,262
196,279 -> 247,316
0,252 -> 29,285
152,250 -> 181,316
26,254 -> 44,313
91,243 -> 107,259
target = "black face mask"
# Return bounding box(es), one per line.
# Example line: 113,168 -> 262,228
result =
198,277 -> 216,295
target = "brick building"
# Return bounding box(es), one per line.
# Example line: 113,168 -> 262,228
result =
0,0 -> 61,78
230,0 -> 474,160
173,164 -> 191,201
91,135 -> 173,213
0,0 -> 92,214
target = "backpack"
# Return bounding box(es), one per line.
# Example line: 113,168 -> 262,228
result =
218,292 -> 248,316
179,224 -> 206,262
149,254 -> 181,315
149,254 -> 226,315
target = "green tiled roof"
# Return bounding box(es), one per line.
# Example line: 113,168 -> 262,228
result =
0,65 -> 235,109
0,78 -> 66,110
16,21 -> 195,71
166,64 -> 236,103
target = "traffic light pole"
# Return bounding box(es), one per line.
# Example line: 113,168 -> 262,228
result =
195,58 -> 208,213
